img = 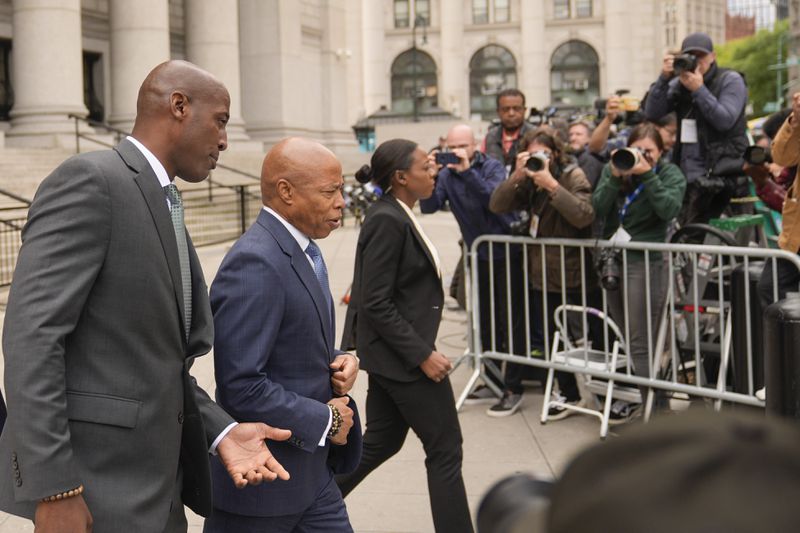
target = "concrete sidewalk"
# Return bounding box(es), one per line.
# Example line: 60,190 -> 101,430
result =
0,209 -> 602,532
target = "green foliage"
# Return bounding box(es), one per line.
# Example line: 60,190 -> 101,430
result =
716,19 -> 789,116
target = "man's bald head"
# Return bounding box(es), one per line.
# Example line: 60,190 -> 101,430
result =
446,124 -> 477,161
130,60 -> 231,183
135,60 -> 227,122
261,137 -> 345,239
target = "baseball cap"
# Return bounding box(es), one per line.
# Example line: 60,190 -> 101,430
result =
681,32 -> 714,54
547,410 -> 800,533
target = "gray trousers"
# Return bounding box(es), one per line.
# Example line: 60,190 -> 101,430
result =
606,258 -> 666,400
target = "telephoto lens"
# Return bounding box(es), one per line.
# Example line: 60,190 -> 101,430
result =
610,148 -> 640,172
526,152 -> 549,172
744,145 -> 772,166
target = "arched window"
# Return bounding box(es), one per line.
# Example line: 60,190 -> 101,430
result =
550,40 -> 599,107
390,49 -> 438,115
469,45 -> 517,120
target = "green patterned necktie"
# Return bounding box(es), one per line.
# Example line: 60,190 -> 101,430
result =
163,184 -> 192,340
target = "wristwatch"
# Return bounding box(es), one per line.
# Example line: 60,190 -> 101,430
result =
327,404 -> 343,439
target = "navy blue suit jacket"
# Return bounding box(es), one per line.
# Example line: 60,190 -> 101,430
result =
209,209 -> 361,517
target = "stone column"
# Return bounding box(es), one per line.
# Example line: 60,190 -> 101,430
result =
184,0 -> 249,141
360,0 -> 388,114
603,1 -> 633,95
319,0 -> 359,161
8,0 -> 88,147
238,0 -> 289,144
108,0 -> 170,132
519,0 -> 548,105
439,0 -> 466,118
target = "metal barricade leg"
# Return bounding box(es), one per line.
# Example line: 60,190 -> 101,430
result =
540,332 -> 561,424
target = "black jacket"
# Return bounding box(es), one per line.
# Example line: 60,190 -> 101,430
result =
341,195 -> 443,383
484,121 -> 535,172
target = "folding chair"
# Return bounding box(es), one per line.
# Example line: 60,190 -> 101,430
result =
541,304 -> 639,439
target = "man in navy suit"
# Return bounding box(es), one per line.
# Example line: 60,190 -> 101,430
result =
205,137 -> 362,532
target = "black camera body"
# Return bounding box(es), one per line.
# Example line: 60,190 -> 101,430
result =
744,145 -> 772,166
508,210 -> 531,236
435,151 -> 460,166
596,248 -> 622,291
673,53 -> 698,74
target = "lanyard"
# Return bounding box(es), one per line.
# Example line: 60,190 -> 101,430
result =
618,183 -> 646,224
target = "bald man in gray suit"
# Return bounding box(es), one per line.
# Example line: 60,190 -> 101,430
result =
0,61 -> 290,533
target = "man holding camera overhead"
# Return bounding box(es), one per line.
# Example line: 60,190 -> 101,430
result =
421,124 -> 528,417
644,32 -> 748,226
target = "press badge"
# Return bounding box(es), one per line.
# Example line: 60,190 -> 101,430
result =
681,119 -> 698,143
529,214 -> 540,239
610,226 -> 631,244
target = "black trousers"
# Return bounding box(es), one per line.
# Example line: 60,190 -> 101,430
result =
335,373 -> 474,533
678,181 -> 732,226
477,253 -> 527,393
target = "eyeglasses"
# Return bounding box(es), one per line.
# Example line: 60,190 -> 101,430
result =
498,106 -> 525,113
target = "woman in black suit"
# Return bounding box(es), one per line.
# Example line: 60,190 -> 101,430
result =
337,139 -> 474,533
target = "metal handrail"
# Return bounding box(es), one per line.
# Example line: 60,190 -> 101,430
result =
68,114 -> 260,181
0,187 -> 31,207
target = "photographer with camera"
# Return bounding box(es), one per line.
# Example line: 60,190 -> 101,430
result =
421,124 -> 529,417
592,123 -> 686,422
489,127 -> 595,420
483,88 -> 535,174
644,32 -> 748,226
742,108 -> 793,213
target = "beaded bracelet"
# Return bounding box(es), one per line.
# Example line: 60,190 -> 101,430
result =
327,404 -> 343,439
41,484 -> 84,503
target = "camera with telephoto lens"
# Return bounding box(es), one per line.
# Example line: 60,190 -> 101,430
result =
596,248 -> 621,291
526,151 -> 549,172
673,53 -> 698,74
611,147 -> 644,173
743,145 -> 772,166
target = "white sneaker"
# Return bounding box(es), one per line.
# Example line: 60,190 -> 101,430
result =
547,392 -> 585,421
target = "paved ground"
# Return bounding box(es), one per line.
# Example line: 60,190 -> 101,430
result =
0,209 -> 604,532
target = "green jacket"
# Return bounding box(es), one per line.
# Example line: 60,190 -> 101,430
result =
592,162 -> 686,245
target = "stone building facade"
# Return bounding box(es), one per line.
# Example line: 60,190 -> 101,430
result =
0,0 -> 726,156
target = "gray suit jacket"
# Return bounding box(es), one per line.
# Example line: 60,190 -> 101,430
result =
0,140 -> 233,531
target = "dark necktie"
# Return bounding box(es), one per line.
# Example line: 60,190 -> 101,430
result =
305,240 -> 332,324
164,184 -> 192,340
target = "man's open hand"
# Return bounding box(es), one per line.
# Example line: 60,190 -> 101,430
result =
331,353 -> 359,396
217,422 -> 291,488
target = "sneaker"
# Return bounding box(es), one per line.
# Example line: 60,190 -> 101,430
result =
547,392 -> 584,421
487,392 -> 523,417
464,384 -> 498,405
608,400 -> 641,425
755,387 -> 766,401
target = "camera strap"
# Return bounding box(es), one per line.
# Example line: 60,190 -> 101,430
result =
618,183 -> 646,225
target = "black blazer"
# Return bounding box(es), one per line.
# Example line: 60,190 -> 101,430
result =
341,195 -> 444,383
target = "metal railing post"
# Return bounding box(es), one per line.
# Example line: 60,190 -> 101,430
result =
239,185 -> 247,235
74,116 -> 80,154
